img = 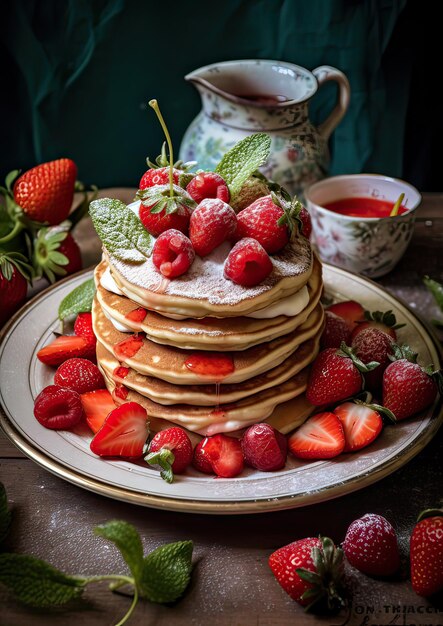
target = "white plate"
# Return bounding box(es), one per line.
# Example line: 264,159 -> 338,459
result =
0,265 -> 441,514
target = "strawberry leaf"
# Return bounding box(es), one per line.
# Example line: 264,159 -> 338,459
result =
94,520 -> 144,584
144,449 -> 175,484
363,309 -> 405,330
215,133 -> 271,196
0,553 -> 86,607
139,540 -> 193,603
58,278 -> 95,321
0,483 -> 11,545
89,198 -> 153,263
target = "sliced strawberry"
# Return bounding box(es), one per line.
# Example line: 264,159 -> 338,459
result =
80,388 -> 116,433
114,383 -> 129,400
333,402 -> 383,452
124,308 -> 148,323
327,300 -> 365,332
192,439 -> 214,474
113,366 -> 130,379
114,335 -> 143,360
90,402 -> 149,458
201,434 -> 244,478
37,335 -> 96,366
288,412 -> 345,459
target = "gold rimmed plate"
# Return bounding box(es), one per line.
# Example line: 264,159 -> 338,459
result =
0,265 -> 441,514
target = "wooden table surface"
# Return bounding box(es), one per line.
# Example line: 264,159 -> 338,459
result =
1,191 -> 442,626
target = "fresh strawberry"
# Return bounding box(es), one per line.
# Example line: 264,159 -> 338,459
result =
33,227 -> 82,283
189,198 -> 237,256
145,427 -> 193,483
54,358 -> 105,394
327,300 -> 365,332
114,384 -> 129,400
74,312 -> 95,339
342,513 -> 400,576
186,172 -> 230,204
410,509 -> 443,597
34,385 -> 84,430
139,167 -> 180,189
13,158 -> 77,225
320,311 -> 351,349
224,238 -> 273,287
198,434 -> 244,478
236,195 -> 288,253
269,536 -> 345,610
382,345 -> 440,420
192,439 -> 214,474
37,334 -> 96,366
299,206 -> 312,239
0,251 -> 32,327
90,402 -> 149,458
306,344 -> 378,406
152,229 -> 195,277
114,335 -> 143,360
288,412 -> 345,459
138,184 -> 196,237
124,308 -> 148,323
80,388 -> 115,433
351,327 -> 394,390
351,309 -> 404,341
333,402 -> 383,452
230,175 -> 269,212
241,423 -> 287,471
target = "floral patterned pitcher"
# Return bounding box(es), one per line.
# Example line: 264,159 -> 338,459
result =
179,59 -> 350,198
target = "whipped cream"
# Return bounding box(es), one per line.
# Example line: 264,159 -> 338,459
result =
102,307 -> 131,333
101,266 -> 124,296
247,286 -> 309,319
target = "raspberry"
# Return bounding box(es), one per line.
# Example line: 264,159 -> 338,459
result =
241,423 -> 287,471
34,385 -> 84,430
152,229 -> 195,278
224,238 -> 273,287
54,357 -> 106,394
189,198 -> 237,256
139,167 -> 180,189
236,195 -> 288,253
186,172 -> 230,204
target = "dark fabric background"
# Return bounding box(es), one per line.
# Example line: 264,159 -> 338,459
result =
0,0 -> 439,190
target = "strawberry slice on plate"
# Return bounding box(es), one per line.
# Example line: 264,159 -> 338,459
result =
333,402 -> 383,452
327,300 -> 364,332
90,402 -> 149,458
81,388 -> 116,434
288,412 -> 345,460
200,434 -> 244,478
37,334 -> 96,366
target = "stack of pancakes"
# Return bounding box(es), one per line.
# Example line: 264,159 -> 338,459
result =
92,221 -> 324,439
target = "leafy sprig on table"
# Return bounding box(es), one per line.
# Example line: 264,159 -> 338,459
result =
0,482 -> 193,625
424,276 -> 443,329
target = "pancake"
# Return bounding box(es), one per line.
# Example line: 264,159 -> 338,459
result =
92,297 -> 324,385
99,361 -> 313,436
95,254 -> 323,350
104,234 -> 313,318
96,333 -> 320,405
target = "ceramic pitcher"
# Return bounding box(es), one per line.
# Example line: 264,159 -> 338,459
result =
179,59 -> 350,198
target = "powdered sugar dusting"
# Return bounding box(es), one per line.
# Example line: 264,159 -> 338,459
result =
107,238 -> 312,307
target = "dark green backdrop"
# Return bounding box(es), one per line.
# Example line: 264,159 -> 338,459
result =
1,0 -> 430,189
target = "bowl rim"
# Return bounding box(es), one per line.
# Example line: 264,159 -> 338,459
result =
304,173 -> 422,222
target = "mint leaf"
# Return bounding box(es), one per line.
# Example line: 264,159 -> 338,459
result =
0,553 -> 86,607
215,133 -> 271,197
139,540 -> 193,603
424,276 -> 443,313
0,483 -> 11,544
58,278 -> 95,321
94,520 -> 144,584
89,198 -> 153,263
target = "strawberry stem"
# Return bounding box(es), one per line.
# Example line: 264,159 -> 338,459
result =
149,100 -> 174,199
0,219 -> 24,244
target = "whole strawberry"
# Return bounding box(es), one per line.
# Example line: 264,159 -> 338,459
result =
269,536 -> 346,610
0,251 -> 32,327
351,309 -> 404,342
13,158 -> 77,225
138,184 -> 196,237
382,345 -> 440,420
306,343 -> 379,406
410,509 -> 443,597
320,311 -> 351,349
139,141 -> 195,189
342,513 -> 400,576
351,327 -> 394,390
189,198 -> 237,256
33,227 -> 82,283
236,195 -> 288,253
145,427 -> 193,483
54,358 -> 105,394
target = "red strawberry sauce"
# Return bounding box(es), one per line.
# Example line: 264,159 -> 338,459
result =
324,197 -> 408,218
185,352 -> 234,379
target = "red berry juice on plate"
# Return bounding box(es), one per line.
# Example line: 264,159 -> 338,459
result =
324,197 -> 408,218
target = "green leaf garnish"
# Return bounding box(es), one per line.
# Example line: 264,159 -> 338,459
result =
139,540 -> 193,603
424,275 -> 443,314
89,198 -> 153,263
215,133 -> 271,196
0,553 -> 86,607
94,520 -> 144,584
0,483 -> 12,545
58,278 -> 95,321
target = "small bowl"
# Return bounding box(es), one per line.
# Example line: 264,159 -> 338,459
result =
304,174 -> 422,278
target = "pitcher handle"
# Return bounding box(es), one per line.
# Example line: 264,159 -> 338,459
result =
312,65 -> 351,141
